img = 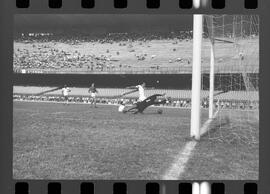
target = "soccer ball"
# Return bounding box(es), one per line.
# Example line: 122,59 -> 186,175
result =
157,109 -> 163,114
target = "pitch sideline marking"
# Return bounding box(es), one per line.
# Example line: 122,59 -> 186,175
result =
162,110 -> 219,180
200,109 -> 219,136
162,141 -> 197,180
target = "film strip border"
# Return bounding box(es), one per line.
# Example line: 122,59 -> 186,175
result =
15,181 -> 258,194
16,0 -> 258,9
11,1 -> 259,194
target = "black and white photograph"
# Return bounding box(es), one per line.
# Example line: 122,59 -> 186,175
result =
13,14 -> 259,180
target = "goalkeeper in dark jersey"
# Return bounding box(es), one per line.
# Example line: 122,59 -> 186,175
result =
123,93 -> 169,114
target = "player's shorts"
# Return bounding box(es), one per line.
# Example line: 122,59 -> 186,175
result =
90,93 -> 96,98
64,95 -> 68,100
118,105 -> 125,112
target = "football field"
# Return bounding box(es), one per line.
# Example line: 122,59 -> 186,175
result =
13,101 -> 258,180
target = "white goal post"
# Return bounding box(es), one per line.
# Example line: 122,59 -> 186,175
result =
190,14 -> 203,140
190,14 -> 216,140
190,14 -> 259,141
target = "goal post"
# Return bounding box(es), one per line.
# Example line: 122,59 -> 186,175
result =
209,40 -> 215,119
190,14 -> 203,140
207,16 -> 215,120
190,15 -> 259,142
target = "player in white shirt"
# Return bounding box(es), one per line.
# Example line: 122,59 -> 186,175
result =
126,82 -> 147,102
118,82 -> 170,114
62,85 -> 71,105
117,82 -> 146,113
135,83 -> 147,102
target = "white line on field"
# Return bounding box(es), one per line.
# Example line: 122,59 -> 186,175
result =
162,110 -> 219,180
200,109 -> 219,136
162,141 -> 197,180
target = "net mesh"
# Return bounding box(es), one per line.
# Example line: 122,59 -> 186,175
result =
201,15 -> 259,146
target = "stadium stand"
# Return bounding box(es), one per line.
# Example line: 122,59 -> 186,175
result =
13,31 -> 258,74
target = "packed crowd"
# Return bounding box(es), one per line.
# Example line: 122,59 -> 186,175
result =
13,45 -> 116,72
14,31 -> 194,43
14,30 -> 258,73
13,94 -> 259,110
13,31 -> 194,73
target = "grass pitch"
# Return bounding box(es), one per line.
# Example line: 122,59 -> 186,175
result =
13,101 -> 258,180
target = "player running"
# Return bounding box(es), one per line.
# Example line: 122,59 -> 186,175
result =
88,83 -> 98,108
62,85 -> 71,105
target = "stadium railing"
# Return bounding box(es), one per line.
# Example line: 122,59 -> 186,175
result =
14,64 -> 258,74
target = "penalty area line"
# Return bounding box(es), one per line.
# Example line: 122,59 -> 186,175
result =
162,110 -> 219,180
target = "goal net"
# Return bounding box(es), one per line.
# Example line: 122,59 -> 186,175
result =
198,15 -> 259,146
